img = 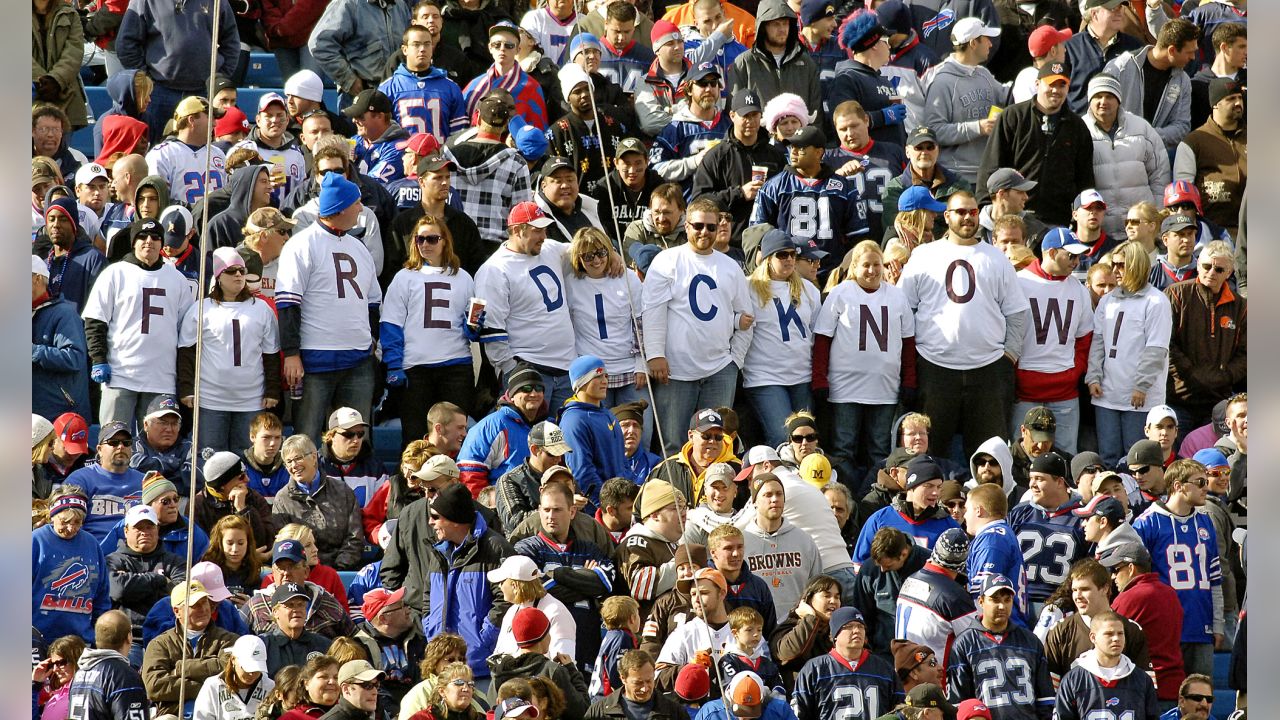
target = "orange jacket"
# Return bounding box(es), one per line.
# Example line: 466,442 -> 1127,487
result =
663,0 -> 756,49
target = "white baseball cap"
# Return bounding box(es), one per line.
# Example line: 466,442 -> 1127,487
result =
228,635 -> 269,674
1145,405 -> 1177,426
487,555 -> 542,583
952,17 -> 1001,45
284,70 -> 325,103
32,255 -> 49,279
125,505 -> 159,527
74,162 -> 109,187
327,407 -> 367,431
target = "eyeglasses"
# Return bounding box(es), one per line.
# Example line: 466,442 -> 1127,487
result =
1199,263 -> 1228,274
698,432 -> 725,443
947,208 -> 979,217
156,496 -> 179,506
688,221 -> 717,233
1181,693 -> 1213,704
337,430 -> 366,440
582,249 -> 608,262
448,679 -> 478,688
772,250 -> 797,260
102,438 -> 132,448
490,40 -> 516,50
283,453 -> 315,466
1128,465 -> 1151,475
515,384 -> 545,395
416,234 -> 443,245
790,433 -> 819,443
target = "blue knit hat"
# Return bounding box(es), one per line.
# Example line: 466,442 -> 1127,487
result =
569,33 -> 603,61
569,355 -> 607,391
318,171 -> 361,217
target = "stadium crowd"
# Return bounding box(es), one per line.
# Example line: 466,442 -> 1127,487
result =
31,0 -> 1248,718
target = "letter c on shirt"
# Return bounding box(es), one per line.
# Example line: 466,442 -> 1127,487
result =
689,274 -> 718,322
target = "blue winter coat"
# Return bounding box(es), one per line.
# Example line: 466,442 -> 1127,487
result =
421,513 -> 512,677
32,294 -> 91,421
43,233 -> 106,314
457,403 -> 536,495
557,398 -> 628,507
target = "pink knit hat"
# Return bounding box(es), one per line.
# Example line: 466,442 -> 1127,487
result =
762,93 -> 812,132
211,246 -> 246,278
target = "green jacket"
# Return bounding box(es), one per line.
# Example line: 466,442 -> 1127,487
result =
32,1 -> 86,127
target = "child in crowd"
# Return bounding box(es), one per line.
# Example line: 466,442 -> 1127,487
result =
718,606 -> 784,697
591,595 -> 642,698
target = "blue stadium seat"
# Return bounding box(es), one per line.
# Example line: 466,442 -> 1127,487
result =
1211,689 -> 1236,719
1212,650 -> 1230,687
243,52 -> 283,88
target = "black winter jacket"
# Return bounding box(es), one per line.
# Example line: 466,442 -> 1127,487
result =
691,131 -> 787,246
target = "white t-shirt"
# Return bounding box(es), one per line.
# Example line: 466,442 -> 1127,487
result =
82,261 -> 195,393
381,265 -> 475,368
742,279 -> 821,388
146,139 -> 227,205
813,281 -> 915,404
900,239 -> 1029,369
642,246 -> 752,381
274,221 -> 383,352
1092,286 -> 1172,411
656,616 -> 734,668
1016,269 -> 1094,373
566,272 -> 646,376
474,240 -> 577,373
291,200 -> 385,278
495,595 -> 578,660
520,8 -> 578,66
177,297 -> 280,411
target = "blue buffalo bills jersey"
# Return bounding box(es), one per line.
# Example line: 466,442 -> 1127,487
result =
967,520 -> 1030,629
822,139 -> 907,240
379,65 -> 469,142
946,625 -> 1054,720
354,128 -> 411,186
1053,656 -> 1159,720
895,563 -> 980,668
649,108 -> 731,189
792,649 -> 903,720
1131,502 -> 1222,644
751,166 -> 869,271
1007,499 -> 1089,604
853,502 -> 961,565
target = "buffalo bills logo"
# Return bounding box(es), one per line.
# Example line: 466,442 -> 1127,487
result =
1105,697 -> 1119,707
50,562 -> 89,596
921,9 -> 955,38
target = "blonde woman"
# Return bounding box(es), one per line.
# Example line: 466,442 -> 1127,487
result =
565,227 -> 648,407
33,414 -> 55,501
741,230 -> 821,447
193,635 -> 275,720
272,522 -> 350,612
813,240 -> 915,480
1123,201 -> 1162,263
241,207 -> 295,298
490,555 -> 577,660
399,634 -> 475,720
1085,241 -> 1172,467
380,214 -> 476,447
424,662 -> 485,720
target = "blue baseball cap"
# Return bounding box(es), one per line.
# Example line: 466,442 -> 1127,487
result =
1192,447 -> 1229,469
507,115 -> 548,163
1040,227 -> 1090,254
272,539 -> 306,565
628,242 -> 660,274
898,185 -> 947,213
760,229 -> 798,259
980,574 -> 1015,597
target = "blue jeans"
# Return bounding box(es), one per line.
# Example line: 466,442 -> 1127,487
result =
605,382 -> 654,451
273,45 -> 333,88
651,362 -> 738,457
1012,398 -> 1081,454
141,82 -> 187,144
295,355 -> 376,446
196,408 -> 257,453
745,383 -> 813,447
1093,405 -> 1147,468
829,402 -> 896,487
99,386 -> 164,431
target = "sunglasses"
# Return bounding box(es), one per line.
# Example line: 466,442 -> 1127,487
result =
490,40 -> 516,49
976,458 -> 999,467
698,432 -> 725,443
688,221 -> 717,233
947,208 -> 979,217
582,249 -> 608,262
353,680 -> 381,690
1124,218 -> 1148,226
1181,693 -> 1213,704
772,250 -> 798,260
449,679 -> 478,688
1199,263 -> 1228,274
791,433 -> 819,443
515,384 -> 545,394
1128,465 -> 1152,475
694,78 -> 722,88
337,430 -> 366,440
912,142 -> 937,151
221,266 -> 246,275
1206,468 -> 1228,478
102,438 -> 132,448
416,234 -> 443,245
1183,476 -> 1209,488
1168,203 -> 1197,213
1083,464 -> 1104,474
50,658 -> 69,668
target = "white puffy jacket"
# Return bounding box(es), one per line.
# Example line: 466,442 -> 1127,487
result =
1084,109 -> 1170,237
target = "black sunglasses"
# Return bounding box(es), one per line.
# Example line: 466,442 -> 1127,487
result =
1128,465 -> 1151,475
693,78 -> 721,88
102,438 -> 132,448
582,249 -> 608,262
337,430 -> 366,440
791,433 -> 819,443
698,432 -> 725,442
688,221 -> 717,233
515,384 -> 545,394
772,250 -> 798,260
1181,693 -> 1213,704
416,234 -> 443,245
1199,263 -> 1228,274
221,266 -> 246,275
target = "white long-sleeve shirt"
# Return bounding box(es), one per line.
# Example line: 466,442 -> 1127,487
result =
641,245 -> 752,380
474,240 -> 577,374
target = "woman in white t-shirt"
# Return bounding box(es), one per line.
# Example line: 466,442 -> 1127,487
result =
178,247 -> 281,452
742,230 -> 821,447
490,556 -> 577,660
192,635 -> 275,720
381,215 -> 477,446
812,240 -> 915,481
1085,241 -> 1173,467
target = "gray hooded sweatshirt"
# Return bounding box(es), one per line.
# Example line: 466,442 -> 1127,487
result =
726,0 -> 822,118
922,56 -> 1010,182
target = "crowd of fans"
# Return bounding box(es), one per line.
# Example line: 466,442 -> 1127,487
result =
32,0 -> 1248,718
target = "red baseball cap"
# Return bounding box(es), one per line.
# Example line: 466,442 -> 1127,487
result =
214,106 -> 250,137
360,587 -> 406,620
1027,26 -> 1072,58
507,201 -> 554,229
53,412 -> 89,455
957,699 -> 993,720
396,132 -> 443,155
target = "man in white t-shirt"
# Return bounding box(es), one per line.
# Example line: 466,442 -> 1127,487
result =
655,567 -> 733,678
642,196 -> 754,456
82,218 -> 195,427
276,172 -> 383,445
1013,227 -> 1095,454
899,190 -> 1029,462
474,201 -> 578,410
